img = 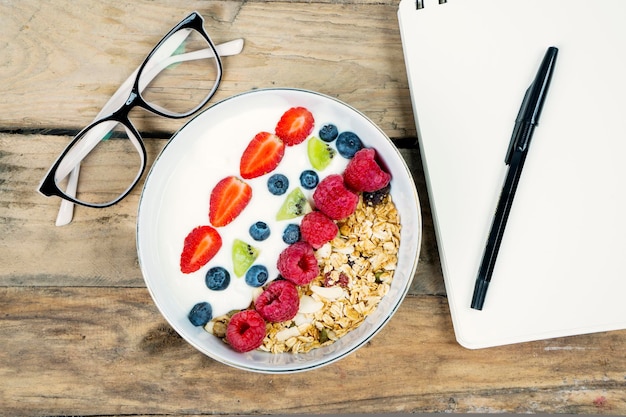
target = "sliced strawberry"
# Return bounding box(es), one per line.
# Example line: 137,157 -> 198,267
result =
240,132 -> 285,179
275,107 -> 315,146
180,225 -> 222,274
209,176 -> 252,227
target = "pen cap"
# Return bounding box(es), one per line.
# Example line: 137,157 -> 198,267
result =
527,46 -> 558,125
505,46 -> 558,164
506,87 -> 532,164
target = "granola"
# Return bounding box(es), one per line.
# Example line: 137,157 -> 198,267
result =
205,193 -> 401,354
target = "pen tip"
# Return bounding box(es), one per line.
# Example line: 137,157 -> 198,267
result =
470,279 -> 489,310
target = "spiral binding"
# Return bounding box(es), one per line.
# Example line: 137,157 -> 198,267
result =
416,0 -> 447,9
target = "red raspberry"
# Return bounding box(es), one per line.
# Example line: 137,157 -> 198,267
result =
226,310 -> 267,353
277,241 -> 319,285
343,148 -> 391,192
300,211 -> 338,249
312,174 -> 359,220
254,280 -> 300,322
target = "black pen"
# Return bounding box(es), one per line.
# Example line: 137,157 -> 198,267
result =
471,46 -> 558,310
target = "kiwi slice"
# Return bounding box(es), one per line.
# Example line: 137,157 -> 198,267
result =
232,239 -> 259,277
276,187 -> 312,220
307,137 -> 336,171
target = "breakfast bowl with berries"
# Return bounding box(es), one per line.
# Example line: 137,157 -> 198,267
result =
137,88 -> 421,373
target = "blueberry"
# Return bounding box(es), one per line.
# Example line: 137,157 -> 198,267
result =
249,221 -> 270,241
267,173 -> 289,195
336,131 -> 363,158
205,266 -> 230,291
245,265 -> 269,287
319,124 -> 339,142
282,224 -> 301,244
188,301 -> 213,326
299,170 -> 319,190
363,183 -> 391,207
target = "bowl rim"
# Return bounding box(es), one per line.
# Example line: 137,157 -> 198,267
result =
136,87 -> 422,373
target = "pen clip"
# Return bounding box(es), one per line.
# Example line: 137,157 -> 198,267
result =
505,86 -> 532,164
505,46 -> 558,165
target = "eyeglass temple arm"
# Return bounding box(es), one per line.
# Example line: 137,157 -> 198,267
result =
56,37 -> 243,181
56,37 -> 243,180
55,38 -> 244,226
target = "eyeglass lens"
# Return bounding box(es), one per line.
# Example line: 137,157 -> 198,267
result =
140,27 -> 220,116
54,120 -> 144,206
52,24 -> 221,207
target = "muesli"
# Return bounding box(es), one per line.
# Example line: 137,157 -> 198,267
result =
180,106 -> 400,353
208,193 -> 400,353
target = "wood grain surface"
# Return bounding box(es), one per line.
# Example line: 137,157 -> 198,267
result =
2,287 -> 626,415
1,0 -> 625,415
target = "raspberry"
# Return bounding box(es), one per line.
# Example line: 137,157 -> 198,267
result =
312,174 -> 358,220
343,148 -> 391,192
300,211 -> 338,249
277,241 -> 319,285
226,310 -> 267,353
254,280 -> 300,322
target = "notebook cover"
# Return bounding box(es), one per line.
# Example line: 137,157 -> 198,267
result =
398,0 -> 626,348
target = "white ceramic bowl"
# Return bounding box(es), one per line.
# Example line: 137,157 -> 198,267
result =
137,88 -> 421,373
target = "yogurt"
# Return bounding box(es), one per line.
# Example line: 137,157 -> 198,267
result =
157,113 -> 351,321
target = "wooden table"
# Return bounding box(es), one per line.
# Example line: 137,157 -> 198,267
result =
1,1 -> 625,415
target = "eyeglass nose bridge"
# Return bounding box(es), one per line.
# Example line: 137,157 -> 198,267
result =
125,91 -> 139,106
112,89 -> 149,121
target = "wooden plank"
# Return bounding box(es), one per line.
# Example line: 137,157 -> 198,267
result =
5,1 -> 626,415
0,133 -> 444,294
2,287 -> 625,415
0,0 -> 416,139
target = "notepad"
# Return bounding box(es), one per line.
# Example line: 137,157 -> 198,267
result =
398,0 -> 626,348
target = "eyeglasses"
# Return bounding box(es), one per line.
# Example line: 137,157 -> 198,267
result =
38,12 -> 243,225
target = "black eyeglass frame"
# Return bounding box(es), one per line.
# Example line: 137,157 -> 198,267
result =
38,12 -> 223,208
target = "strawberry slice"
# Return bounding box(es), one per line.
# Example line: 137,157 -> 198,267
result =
240,132 -> 285,179
180,225 -> 222,274
275,107 -> 315,146
209,176 -> 252,227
